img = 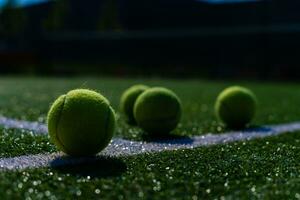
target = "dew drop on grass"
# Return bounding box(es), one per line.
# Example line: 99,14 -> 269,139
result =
28,188 -> 34,193
224,181 -> 229,187
32,181 -> 38,186
76,190 -> 82,196
138,191 -> 144,198
45,191 -> 51,197
147,164 -> 155,171
95,189 -> 101,194
251,186 -> 256,193
152,180 -> 161,192
18,183 -> 23,189
217,126 -> 223,132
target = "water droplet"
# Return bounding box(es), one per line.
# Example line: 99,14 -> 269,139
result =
76,190 -> 82,196
138,191 -> 144,198
18,183 -> 23,189
224,181 -> 229,187
95,189 -> 101,194
277,147 -> 281,152
45,191 -> 51,197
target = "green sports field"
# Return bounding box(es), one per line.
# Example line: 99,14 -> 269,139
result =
0,77 -> 299,199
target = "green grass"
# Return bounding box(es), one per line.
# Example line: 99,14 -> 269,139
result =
0,77 -> 300,139
0,76 -> 299,199
0,128 -> 56,158
0,131 -> 299,199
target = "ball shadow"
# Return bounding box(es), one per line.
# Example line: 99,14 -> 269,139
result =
50,155 -> 126,178
223,125 -> 273,135
141,132 -> 194,144
245,125 -> 272,133
224,124 -> 272,132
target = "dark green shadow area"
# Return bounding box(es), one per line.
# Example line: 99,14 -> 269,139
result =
246,125 -> 273,132
139,131 -> 194,144
51,156 -> 126,178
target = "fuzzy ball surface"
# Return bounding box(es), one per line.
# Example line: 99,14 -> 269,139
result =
47,89 -> 116,156
120,84 -> 149,124
134,87 -> 182,135
215,86 -> 257,129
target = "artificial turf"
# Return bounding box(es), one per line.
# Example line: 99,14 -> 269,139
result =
0,131 -> 299,199
0,77 -> 300,139
0,77 -> 299,199
0,128 -> 56,158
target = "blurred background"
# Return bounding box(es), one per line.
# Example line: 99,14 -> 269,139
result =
0,0 -> 299,80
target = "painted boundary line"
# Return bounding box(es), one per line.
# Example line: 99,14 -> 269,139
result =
0,116 -> 299,171
0,117 -> 47,134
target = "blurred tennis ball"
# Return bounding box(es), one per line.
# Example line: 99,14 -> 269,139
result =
215,86 -> 257,129
120,84 -> 149,125
134,87 -> 182,135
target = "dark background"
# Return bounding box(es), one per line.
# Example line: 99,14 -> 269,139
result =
0,0 -> 300,80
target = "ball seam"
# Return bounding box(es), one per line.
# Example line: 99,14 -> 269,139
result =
55,94 -> 73,154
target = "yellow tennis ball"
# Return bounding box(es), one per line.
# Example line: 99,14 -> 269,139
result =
215,86 -> 257,129
120,84 -> 149,125
134,87 -> 182,135
47,89 -> 116,156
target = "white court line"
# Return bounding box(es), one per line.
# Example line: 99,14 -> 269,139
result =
0,116 -> 47,134
0,116 -> 299,171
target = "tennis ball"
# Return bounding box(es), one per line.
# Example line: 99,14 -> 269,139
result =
47,89 -> 116,156
215,86 -> 257,129
134,87 -> 182,135
120,84 -> 149,124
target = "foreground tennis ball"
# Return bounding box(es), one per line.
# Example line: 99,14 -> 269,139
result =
134,87 -> 182,135
215,86 -> 257,129
47,89 -> 116,156
120,84 -> 149,124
